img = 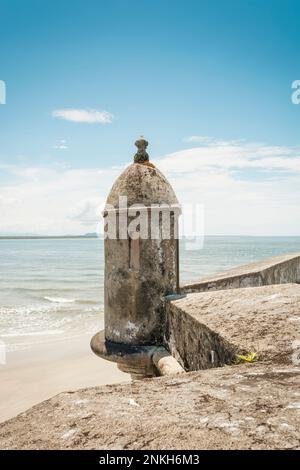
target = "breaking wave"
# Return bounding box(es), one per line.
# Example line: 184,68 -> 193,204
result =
44,296 -> 76,304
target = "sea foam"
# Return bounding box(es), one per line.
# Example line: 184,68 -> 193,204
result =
44,296 -> 76,303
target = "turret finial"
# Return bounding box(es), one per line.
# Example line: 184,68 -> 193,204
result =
134,136 -> 149,164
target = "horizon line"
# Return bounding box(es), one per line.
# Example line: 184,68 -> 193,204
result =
0,234 -> 300,240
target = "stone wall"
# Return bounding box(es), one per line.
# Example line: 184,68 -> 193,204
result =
165,283 -> 300,372
168,253 -> 300,371
182,252 -> 300,293
164,300 -> 238,371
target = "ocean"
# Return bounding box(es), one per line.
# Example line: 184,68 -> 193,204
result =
0,236 -> 300,351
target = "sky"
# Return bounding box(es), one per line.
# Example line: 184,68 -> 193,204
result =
0,0 -> 300,236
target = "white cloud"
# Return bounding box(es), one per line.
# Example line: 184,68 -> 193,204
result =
183,135 -> 244,146
183,135 -> 213,143
52,139 -> 68,150
68,198 -> 103,226
154,140 -> 300,236
0,138 -> 300,236
52,109 -> 113,124
0,165 -> 121,235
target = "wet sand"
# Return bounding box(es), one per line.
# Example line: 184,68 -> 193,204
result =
0,333 -> 130,423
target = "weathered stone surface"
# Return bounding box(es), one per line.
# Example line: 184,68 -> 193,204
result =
166,283 -> 300,371
0,363 -> 299,450
106,163 -> 179,208
1,283 -> 299,450
183,252 -> 300,293
133,136 -> 149,163
102,162 -> 180,346
104,237 -> 177,345
152,347 -> 185,376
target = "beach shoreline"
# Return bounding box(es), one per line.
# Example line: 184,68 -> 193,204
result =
0,333 -> 130,423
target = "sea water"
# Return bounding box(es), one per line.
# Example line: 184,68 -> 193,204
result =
0,236 -> 299,351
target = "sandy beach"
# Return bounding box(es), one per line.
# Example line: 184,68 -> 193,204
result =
0,333 -> 130,423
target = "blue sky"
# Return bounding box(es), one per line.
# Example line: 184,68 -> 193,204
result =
0,0 -> 300,235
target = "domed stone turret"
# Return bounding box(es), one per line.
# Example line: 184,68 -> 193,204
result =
106,162 -> 179,208
92,138 -> 181,361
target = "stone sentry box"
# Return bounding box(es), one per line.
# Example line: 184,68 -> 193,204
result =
91,138 -> 181,372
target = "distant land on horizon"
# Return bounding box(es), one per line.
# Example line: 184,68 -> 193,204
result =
0,234 -> 299,240
0,232 -> 101,240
